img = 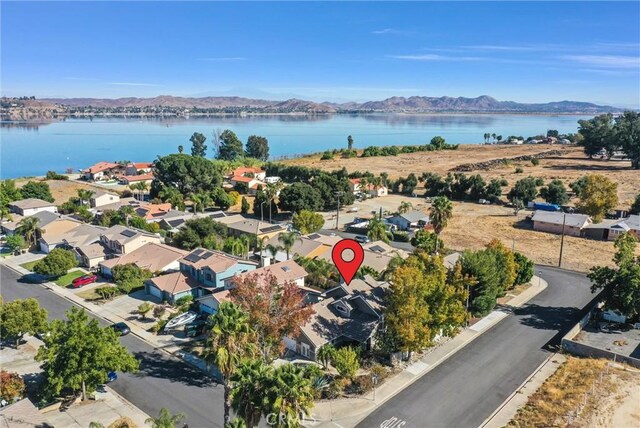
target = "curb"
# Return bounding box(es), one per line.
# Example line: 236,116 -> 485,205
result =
316,276 -> 549,426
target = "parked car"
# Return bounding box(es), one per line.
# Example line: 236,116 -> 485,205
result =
107,371 -> 118,382
348,207 -> 360,213
110,322 -> 131,336
478,199 -> 491,205
354,235 -> 370,244
71,274 -> 98,288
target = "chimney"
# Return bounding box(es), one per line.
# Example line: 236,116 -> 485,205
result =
261,255 -> 271,267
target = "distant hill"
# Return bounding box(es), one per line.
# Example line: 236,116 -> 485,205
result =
2,94 -> 622,116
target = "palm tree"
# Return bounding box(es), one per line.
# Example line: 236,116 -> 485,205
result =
278,232 -> 301,260
202,302 -> 256,427
239,235 -> 251,259
77,189 -> 95,206
16,216 -> 43,248
119,205 -> 135,227
264,364 -> 315,427
265,244 -> 281,264
230,359 -> 269,428
145,408 -> 186,428
316,344 -> 335,369
264,182 -> 283,223
138,181 -> 149,202
491,133 -> 497,143
0,206 -> 13,222
192,191 -> 212,213
358,177 -> 369,197
398,201 -> 413,214
429,196 -> 453,254
367,217 -> 389,243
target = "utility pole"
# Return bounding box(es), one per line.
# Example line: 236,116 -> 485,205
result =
260,201 -> 266,222
334,191 -> 344,230
558,212 -> 566,268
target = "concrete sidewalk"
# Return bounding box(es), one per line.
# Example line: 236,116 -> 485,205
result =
310,276 -> 548,428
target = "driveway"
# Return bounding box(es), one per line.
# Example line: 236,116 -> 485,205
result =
1,264 -> 225,427
356,266 -> 597,428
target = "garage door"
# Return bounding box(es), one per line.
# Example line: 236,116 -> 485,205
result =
147,284 -> 163,299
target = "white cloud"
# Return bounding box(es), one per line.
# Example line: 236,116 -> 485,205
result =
372,28 -> 412,35
560,55 -> 640,69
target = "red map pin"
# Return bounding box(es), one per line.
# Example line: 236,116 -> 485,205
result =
332,239 -> 365,286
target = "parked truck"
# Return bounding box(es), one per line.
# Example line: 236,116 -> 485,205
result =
530,202 -> 561,212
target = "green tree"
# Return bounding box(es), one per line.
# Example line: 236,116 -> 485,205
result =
514,252 -> 534,285
367,217 -> 390,243
263,364 -> 314,428
589,233 -> 640,320
630,193 -> 640,215
292,210 -> 324,234
36,307 -> 139,400
569,175 -> 588,197
138,302 -> 153,320
485,178 -> 506,203
218,130 -> 244,161
33,248 -> 78,277
177,145 -> 184,154
576,174 -> 619,222
0,298 -> 48,346
0,180 -> 22,207
112,263 -> 153,294
460,250 -> 504,316
190,132 -> 208,157
332,347 -> 359,379
278,232 -> 301,260
316,344 -> 335,369
19,181 -> 54,202
485,239 -> 517,291
539,179 -> 569,205
151,154 -> 223,198
578,113 -> 616,158
16,216 -> 43,248
245,135 -> 270,161
430,136 -> 446,150
508,177 -> 539,205
613,111 -> 640,169
76,189 -> 95,206
230,359 -> 269,428
347,135 -> 354,150
241,196 -> 250,214
410,229 -> 443,254
277,183 -> 322,213
5,234 -> 27,254
429,196 -> 453,254
145,408 -> 186,428
398,201 -> 413,214
202,302 -> 256,427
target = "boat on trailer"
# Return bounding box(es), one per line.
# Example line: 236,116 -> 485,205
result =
164,311 -> 198,331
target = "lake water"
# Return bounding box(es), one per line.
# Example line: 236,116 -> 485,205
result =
0,114 -> 591,179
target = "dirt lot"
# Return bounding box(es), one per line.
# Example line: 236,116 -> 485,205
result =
285,144 -> 639,206
15,176 -> 127,205
508,357 -> 640,428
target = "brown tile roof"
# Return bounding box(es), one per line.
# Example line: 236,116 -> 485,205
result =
235,259 -> 307,285
101,242 -> 187,272
77,242 -> 111,259
134,203 -> 172,219
84,161 -> 120,174
122,173 -> 154,183
231,175 -> 255,183
148,271 -> 199,295
232,167 -> 264,176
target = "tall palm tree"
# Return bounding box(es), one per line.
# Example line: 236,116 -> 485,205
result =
239,235 -> 251,259
358,177 -> 369,197
138,181 -> 149,202
145,408 -> 186,428
264,364 -> 314,427
264,182 -> 283,223
77,189 -> 95,206
230,359 -> 269,428
278,232 -> 300,260
398,201 -> 413,214
202,302 -> 256,427
265,244 -> 282,264
16,216 -> 43,248
429,196 -> 453,255
119,205 -> 135,227
367,217 -> 389,244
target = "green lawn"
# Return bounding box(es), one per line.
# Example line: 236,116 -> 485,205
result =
54,270 -> 86,287
20,260 -> 39,271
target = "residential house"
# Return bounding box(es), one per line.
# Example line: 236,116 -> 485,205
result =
92,197 -> 138,214
230,166 -> 267,181
37,218 -> 85,253
285,275 -> 388,361
234,259 -> 307,288
197,289 -> 231,315
134,203 -> 172,221
8,198 -> 58,217
319,239 -> 408,274
1,210 -> 60,236
261,233 -> 330,263
597,214 -> 640,241
0,397 -> 51,428
443,252 -> 462,270
158,211 -> 228,234
227,218 -> 287,241
99,242 -> 187,277
531,211 -> 592,237
349,178 -> 388,198
125,162 -> 154,176
99,225 -> 161,255
90,191 -> 120,208
145,248 -> 257,303
119,173 -> 154,185
81,161 -> 124,181
386,210 -> 430,231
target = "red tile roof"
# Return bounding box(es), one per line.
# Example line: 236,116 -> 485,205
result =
84,162 -> 120,174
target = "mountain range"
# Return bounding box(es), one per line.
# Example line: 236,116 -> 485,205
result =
6,95 -> 622,114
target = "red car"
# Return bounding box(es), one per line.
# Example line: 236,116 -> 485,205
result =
71,274 -> 98,288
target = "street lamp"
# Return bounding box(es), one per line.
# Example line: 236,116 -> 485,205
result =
371,374 -> 379,402
260,201 -> 267,222
537,270 -> 542,288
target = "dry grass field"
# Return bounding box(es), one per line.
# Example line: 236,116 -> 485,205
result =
508,357 -> 640,428
286,144 -> 640,271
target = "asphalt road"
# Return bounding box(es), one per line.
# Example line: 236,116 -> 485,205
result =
1,264 -> 225,428
357,266 -> 596,428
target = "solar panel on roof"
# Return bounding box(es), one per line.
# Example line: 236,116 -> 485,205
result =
282,266 -> 291,272
120,229 -> 137,238
184,254 -> 200,263
192,249 -> 205,256
260,225 -> 283,233
370,245 -> 385,253
201,251 -> 214,259
210,212 -> 226,219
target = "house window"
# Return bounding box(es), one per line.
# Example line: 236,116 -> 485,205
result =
301,343 -> 310,358
205,273 -> 212,281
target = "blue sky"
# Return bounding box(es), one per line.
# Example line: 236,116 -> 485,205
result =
2,1 -> 639,107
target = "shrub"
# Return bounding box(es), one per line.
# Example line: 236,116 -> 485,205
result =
150,319 -> 168,333
514,252 -> 534,285
514,167 -> 524,174
153,305 -> 166,319
352,374 -> 374,394
0,370 -> 26,402
333,347 -> 360,379
33,248 -> 78,277
175,295 -> 193,308
325,378 -> 346,399
45,171 -> 68,180
95,286 -> 120,300
392,231 -> 410,242
320,151 -> 334,160
531,158 -> 540,166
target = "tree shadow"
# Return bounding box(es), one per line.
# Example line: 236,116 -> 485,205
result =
132,349 -> 217,388
514,303 -> 583,349
544,163 -> 632,172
